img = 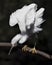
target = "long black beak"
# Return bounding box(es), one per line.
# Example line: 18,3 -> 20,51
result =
8,46 -> 14,55
8,43 -> 17,55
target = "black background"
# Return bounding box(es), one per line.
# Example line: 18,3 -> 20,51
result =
0,0 -> 52,65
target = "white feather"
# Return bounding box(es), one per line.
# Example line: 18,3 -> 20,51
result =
36,8 -> 45,18
33,27 -> 43,33
19,35 -> 28,44
34,8 -> 45,27
34,18 -> 44,27
26,7 -> 36,26
11,34 -> 22,45
9,13 -> 19,26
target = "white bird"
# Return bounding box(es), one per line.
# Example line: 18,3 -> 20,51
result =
8,3 -> 45,54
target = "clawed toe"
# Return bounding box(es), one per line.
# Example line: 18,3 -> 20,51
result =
29,47 -> 36,53
22,45 -> 27,51
22,45 -> 36,54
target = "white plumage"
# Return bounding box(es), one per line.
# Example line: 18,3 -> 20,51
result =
9,3 -> 45,47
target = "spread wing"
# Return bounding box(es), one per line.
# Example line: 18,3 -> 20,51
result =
9,4 -> 45,46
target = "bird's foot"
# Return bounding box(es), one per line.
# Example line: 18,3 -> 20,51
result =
22,45 -> 28,51
29,47 -> 36,53
22,45 -> 36,54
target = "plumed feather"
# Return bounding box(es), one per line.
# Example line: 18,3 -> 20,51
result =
34,8 -> 45,27
19,35 -> 28,44
34,18 -> 44,27
11,34 -> 22,45
36,8 -> 45,18
26,7 -> 36,26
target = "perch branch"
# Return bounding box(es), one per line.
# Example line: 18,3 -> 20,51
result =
0,43 -> 52,59
0,43 -> 11,46
22,46 -> 52,59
